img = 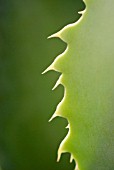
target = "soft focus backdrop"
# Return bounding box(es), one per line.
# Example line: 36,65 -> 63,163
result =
0,0 -> 85,170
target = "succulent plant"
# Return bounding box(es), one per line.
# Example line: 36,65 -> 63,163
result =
44,0 -> 114,169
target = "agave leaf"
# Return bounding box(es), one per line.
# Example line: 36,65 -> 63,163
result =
44,0 -> 114,169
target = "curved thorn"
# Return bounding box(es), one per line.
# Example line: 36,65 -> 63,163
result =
52,75 -> 62,90
42,64 -> 54,74
48,31 -> 61,39
66,124 -> 70,129
48,113 -> 57,122
70,154 -> 73,163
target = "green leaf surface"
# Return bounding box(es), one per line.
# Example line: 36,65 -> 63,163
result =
45,0 -> 114,169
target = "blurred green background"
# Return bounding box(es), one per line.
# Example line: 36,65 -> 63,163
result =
0,0 -> 85,170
